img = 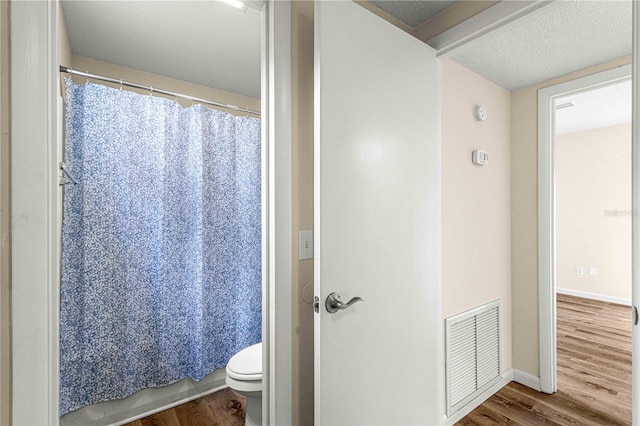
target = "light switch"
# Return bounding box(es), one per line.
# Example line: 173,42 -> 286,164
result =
299,230 -> 313,260
589,267 -> 598,276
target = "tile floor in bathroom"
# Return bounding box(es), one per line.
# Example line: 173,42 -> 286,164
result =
123,387 -> 246,426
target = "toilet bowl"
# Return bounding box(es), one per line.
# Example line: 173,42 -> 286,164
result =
226,342 -> 262,426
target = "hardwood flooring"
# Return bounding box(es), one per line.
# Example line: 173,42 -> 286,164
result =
123,294 -> 630,426
457,293 -> 632,425
123,388 -> 246,426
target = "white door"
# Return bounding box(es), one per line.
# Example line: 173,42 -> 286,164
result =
314,2 -> 442,425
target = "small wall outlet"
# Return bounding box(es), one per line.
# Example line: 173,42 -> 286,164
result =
589,267 -> 598,276
576,266 -> 584,275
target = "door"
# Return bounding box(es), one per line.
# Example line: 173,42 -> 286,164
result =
314,2 -> 442,424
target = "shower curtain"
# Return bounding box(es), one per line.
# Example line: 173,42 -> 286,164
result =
59,79 -> 261,416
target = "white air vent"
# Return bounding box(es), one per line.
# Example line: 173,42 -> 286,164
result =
445,300 -> 500,416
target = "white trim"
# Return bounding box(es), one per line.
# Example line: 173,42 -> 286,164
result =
312,0 -> 321,421
11,1 -> 60,424
265,1 -> 292,425
537,64 -> 632,395
442,368 -> 543,426
431,1 -> 561,59
443,369 -> 512,426
512,369 -> 541,392
557,287 -> 632,307
538,84 -> 557,395
632,2 -> 640,423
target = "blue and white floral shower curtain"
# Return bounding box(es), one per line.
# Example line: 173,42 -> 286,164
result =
59,79 -> 261,416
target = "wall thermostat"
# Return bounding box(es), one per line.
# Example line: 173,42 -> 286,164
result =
472,150 -> 489,165
474,104 -> 488,122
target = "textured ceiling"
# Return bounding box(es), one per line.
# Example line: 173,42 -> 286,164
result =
555,79 -> 631,136
62,0 -> 632,109
62,1 -> 262,99
450,0 -> 632,91
369,0 -> 457,28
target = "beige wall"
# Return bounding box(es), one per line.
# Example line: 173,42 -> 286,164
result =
0,1 -> 10,424
59,2 -> 72,68
69,55 -> 259,113
511,55 -> 631,377
291,2 -> 314,425
556,124 -> 631,301
442,59 -> 512,371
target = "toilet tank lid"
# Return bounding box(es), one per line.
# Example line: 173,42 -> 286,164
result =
227,342 -> 262,380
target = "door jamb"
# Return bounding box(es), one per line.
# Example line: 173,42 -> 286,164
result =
631,3 -> 639,423
264,1 -> 293,425
537,64 -> 632,394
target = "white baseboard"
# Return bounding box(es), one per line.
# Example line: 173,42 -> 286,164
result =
557,287 -> 631,306
60,369 -> 227,426
443,369 -> 545,425
512,369 -> 541,391
443,369 -> 513,426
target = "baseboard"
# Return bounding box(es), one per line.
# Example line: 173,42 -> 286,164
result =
443,369 -> 513,426
512,369 -> 541,391
60,369 -> 227,426
557,287 -> 631,306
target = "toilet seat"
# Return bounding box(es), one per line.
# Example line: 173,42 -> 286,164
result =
226,342 -> 262,381
225,342 -> 263,426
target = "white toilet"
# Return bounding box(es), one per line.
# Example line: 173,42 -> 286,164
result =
225,342 -> 262,426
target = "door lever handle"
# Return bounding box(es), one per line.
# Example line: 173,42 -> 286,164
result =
325,292 -> 364,313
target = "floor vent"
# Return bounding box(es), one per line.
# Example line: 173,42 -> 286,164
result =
445,299 -> 500,417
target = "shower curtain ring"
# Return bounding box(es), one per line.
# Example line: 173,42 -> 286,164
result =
150,86 -> 154,97
119,79 -> 123,90
85,71 -> 89,84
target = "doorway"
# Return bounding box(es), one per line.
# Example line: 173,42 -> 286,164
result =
538,65 -> 632,397
9,2 -> 295,425
554,77 -> 632,423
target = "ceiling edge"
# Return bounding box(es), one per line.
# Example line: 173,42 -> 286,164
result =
413,1 -> 498,43
356,1 -> 500,48
354,1 -> 414,34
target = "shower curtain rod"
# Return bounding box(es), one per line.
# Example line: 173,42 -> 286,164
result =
59,66 -> 261,116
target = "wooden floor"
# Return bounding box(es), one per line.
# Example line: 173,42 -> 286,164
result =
123,388 -> 246,426
458,293 -> 632,425
124,294 -> 630,426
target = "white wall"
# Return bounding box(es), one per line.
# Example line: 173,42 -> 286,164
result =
556,123 -> 632,302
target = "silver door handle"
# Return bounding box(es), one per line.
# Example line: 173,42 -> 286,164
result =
325,292 -> 364,313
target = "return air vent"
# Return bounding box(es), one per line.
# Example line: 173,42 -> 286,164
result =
445,300 -> 500,417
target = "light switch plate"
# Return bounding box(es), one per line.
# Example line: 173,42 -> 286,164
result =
299,230 -> 313,260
